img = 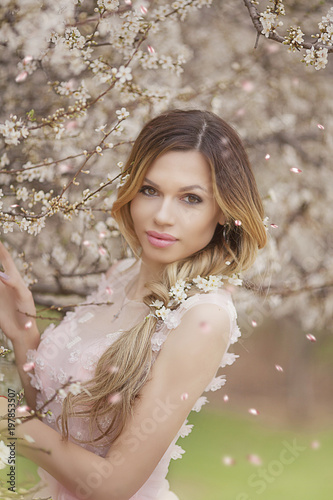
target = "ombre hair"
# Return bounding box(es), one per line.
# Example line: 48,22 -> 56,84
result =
59,109 -> 267,446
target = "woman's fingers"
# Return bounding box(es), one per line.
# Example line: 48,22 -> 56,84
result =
0,270 -> 10,281
0,241 -> 26,290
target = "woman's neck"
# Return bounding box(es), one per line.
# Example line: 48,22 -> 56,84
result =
125,259 -> 164,302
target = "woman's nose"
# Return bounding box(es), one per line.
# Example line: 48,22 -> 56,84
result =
153,198 -> 175,226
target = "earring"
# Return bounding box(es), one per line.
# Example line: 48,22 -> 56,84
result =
222,223 -> 230,244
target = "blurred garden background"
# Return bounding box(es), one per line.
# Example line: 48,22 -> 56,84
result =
1,0 -> 333,498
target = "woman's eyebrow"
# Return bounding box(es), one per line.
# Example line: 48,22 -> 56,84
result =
143,177 -> 208,193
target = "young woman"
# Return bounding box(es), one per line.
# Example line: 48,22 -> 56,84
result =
0,109 -> 267,500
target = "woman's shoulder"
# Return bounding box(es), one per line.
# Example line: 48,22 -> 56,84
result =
153,288 -> 240,344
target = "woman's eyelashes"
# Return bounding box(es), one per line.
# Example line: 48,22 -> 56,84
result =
138,185 -> 202,205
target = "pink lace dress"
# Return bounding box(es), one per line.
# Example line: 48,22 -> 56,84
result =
26,258 -> 241,500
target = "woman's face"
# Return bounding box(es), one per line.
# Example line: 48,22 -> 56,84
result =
129,150 -> 225,269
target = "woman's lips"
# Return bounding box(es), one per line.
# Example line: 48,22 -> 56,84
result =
146,232 -> 177,248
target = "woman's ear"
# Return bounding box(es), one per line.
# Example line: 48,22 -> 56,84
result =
217,213 -> 226,226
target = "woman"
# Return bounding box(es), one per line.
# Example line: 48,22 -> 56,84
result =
0,109 -> 267,500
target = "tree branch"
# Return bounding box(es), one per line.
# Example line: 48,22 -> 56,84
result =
243,0 -> 333,53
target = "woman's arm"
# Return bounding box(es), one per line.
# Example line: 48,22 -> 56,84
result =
1,301 -> 230,500
0,241 -> 40,411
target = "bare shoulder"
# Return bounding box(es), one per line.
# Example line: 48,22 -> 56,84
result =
155,301 -> 231,392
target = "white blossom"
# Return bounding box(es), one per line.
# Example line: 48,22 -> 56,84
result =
68,382 -> 83,395
115,66 -> 133,84
116,107 -> 130,120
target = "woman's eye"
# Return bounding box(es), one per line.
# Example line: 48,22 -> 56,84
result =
139,186 -> 156,196
183,194 -> 202,205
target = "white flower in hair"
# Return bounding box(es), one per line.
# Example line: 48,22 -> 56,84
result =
150,299 -> 164,308
193,274 -> 224,292
228,274 -> 243,286
150,273 -> 242,326
155,306 -> 171,321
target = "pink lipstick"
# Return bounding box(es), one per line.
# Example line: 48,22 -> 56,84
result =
146,231 -> 177,248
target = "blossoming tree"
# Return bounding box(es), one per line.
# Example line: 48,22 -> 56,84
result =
0,0 -> 333,476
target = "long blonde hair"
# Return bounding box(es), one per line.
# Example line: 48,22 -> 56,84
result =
59,109 -> 267,446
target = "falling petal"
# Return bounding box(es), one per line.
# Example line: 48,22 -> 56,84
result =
24,321 -> 33,330
236,108 -> 245,117
248,408 -> 259,416
59,163 -> 72,173
222,455 -> 235,466
15,71 -> 28,83
99,231 -> 106,239
140,5 -> 148,14
109,365 -> 119,374
124,0 -> 132,4
317,124 -> 325,130
105,287 -> 113,295
98,247 -> 107,256
23,362 -> 35,372
199,321 -> 212,333
223,395 -> 229,402
83,240 -> 90,247
234,220 -> 242,226
108,392 -> 122,404
17,405 -> 30,413
181,392 -> 189,401
270,224 -> 278,228
147,45 -> 155,54
306,333 -> 316,342
241,80 -> 254,92
265,154 -> 270,160
275,364 -> 284,372
10,204 -> 20,208
251,320 -> 257,327
225,260 -> 231,266
24,434 -> 35,443
311,440 -> 320,449
247,454 -> 262,466
290,167 -> 302,173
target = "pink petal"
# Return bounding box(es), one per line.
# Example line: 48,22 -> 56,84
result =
306,333 -> 316,342
223,395 -> 229,402
24,321 -> 33,329
265,154 -> 270,160
290,167 -> 302,173
180,392 -> 189,401
199,321 -> 212,333
317,124 -> 325,130
23,362 -> 35,372
222,455 -> 235,466
15,71 -> 28,82
311,440 -> 320,449
247,454 -> 262,465
108,392 -> 122,404
248,408 -> 259,416
275,364 -> 284,372
234,220 -> 242,226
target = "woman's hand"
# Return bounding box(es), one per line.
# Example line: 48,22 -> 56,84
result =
0,241 -> 38,344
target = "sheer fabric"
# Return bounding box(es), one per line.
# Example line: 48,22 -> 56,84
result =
26,258 -> 241,500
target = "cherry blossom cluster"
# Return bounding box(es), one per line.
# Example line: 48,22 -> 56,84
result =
259,0 -> 285,38
283,27 -> 304,53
